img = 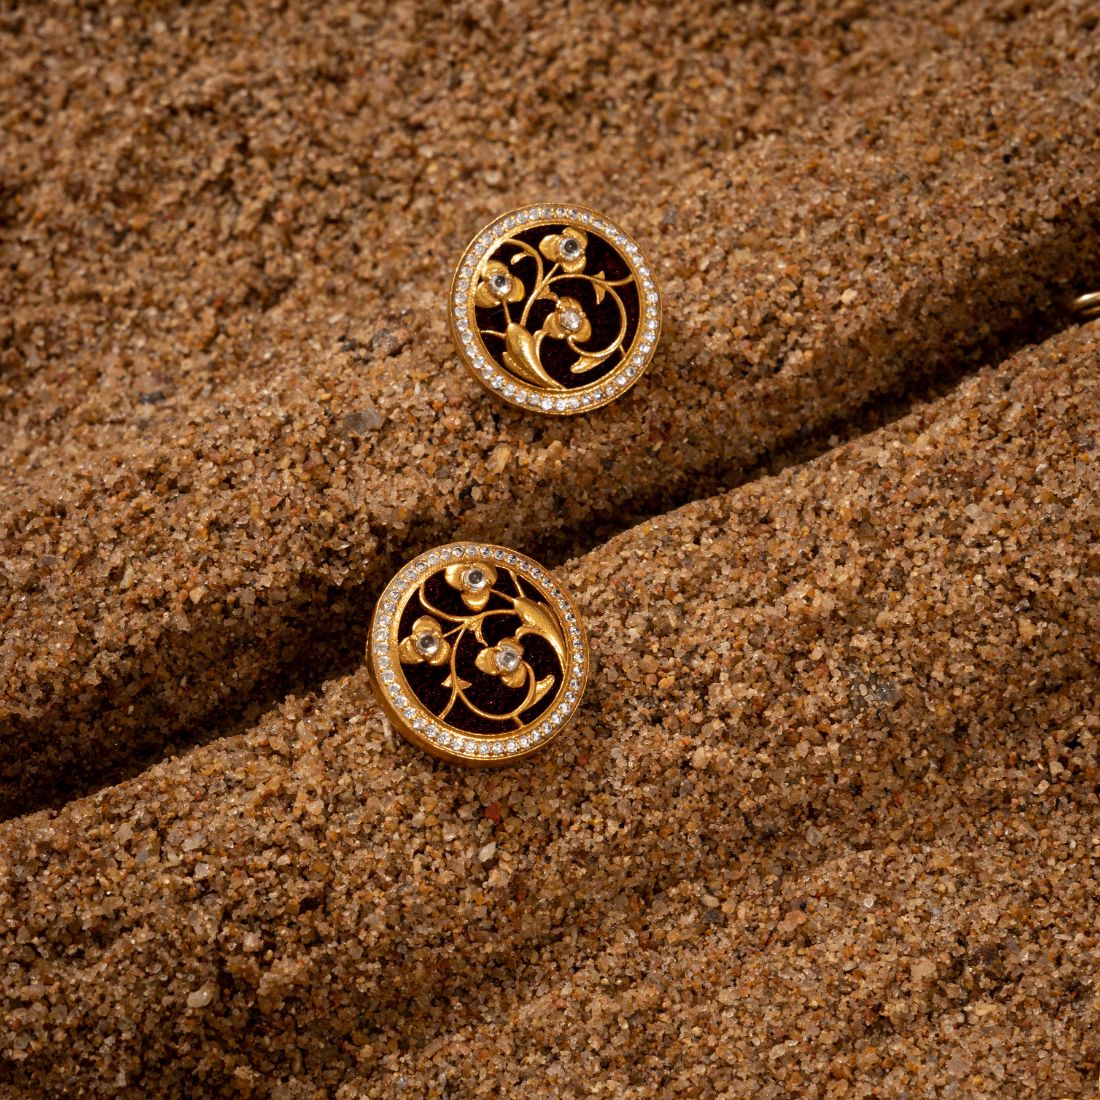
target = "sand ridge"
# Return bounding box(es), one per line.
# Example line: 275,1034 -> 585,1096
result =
1,2 -> 1098,1096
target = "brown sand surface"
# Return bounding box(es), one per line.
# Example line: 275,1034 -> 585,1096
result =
1,1 -> 1098,1096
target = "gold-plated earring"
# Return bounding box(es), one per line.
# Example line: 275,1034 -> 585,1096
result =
367,543 -> 590,766
450,203 -> 661,415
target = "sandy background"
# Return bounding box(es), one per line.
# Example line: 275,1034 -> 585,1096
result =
1,1 -> 1098,1096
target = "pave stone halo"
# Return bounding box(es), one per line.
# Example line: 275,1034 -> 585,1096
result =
367,543 -> 590,767
450,204 -> 662,415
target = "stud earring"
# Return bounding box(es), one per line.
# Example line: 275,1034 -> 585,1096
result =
367,543 -> 589,766
450,203 -> 661,414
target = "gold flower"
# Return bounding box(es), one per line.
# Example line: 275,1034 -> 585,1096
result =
538,227 -> 587,274
474,636 -> 527,689
398,615 -> 450,666
543,296 -> 592,343
475,260 -> 525,308
444,562 -> 498,611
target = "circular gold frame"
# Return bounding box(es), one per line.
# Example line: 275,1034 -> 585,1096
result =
450,203 -> 661,415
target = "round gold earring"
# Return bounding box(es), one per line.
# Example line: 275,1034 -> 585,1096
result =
367,543 -> 589,766
450,203 -> 661,414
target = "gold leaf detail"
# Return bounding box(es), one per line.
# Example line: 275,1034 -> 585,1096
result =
532,674 -> 555,707
569,354 -> 607,375
503,323 -> 562,389
512,596 -> 566,663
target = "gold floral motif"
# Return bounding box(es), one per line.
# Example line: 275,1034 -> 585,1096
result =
474,222 -> 637,390
543,296 -> 591,343
399,565 -> 562,729
444,562 -> 497,611
474,260 -> 524,308
538,227 -> 587,273
474,637 -> 528,689
398,615 -> 450,666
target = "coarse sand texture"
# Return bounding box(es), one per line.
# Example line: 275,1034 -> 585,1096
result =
1,3 -> 1098,1097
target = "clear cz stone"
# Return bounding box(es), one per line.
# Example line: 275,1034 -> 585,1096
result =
495,645 -> 522,673
415,633 -> 440,657
560,308 -> 583,333
489,272 -> 512,297
559,236 -> 581,260
465,567 -> 488,591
